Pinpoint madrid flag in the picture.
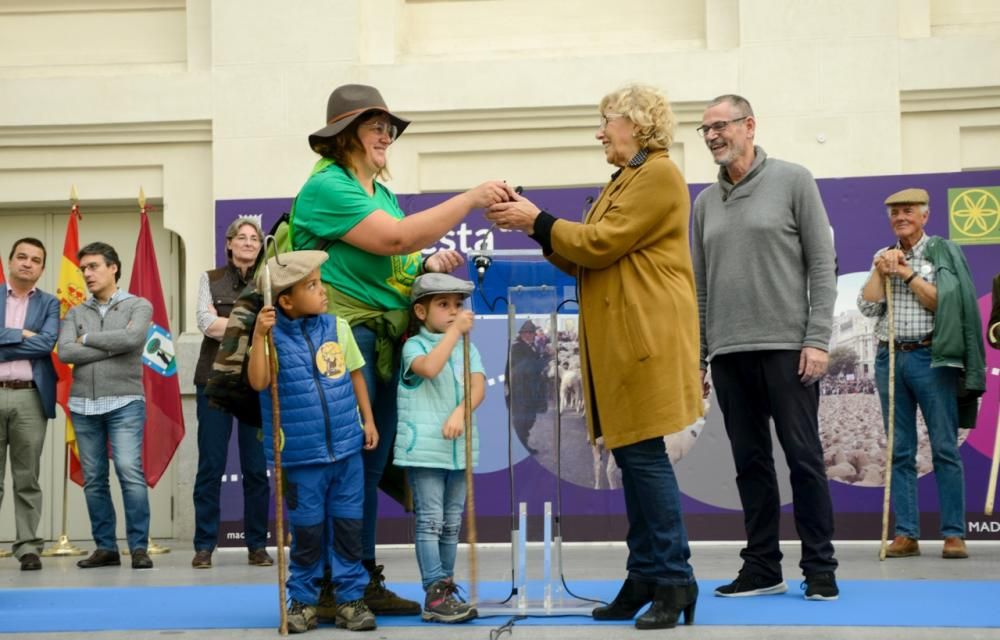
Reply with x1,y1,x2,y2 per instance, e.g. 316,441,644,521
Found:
129,209,184,488
54,205,87,485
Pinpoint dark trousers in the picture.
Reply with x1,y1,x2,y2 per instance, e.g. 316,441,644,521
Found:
512,412,537,453
711,350,837,579
611,437,695,585
193,385,270,551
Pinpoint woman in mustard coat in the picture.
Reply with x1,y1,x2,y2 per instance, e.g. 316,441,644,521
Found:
486,84,703,631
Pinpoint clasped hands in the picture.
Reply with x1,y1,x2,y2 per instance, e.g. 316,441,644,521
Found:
873,249,914,281
483,184,541,235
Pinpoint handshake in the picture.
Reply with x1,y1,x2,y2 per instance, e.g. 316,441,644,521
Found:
474,181,540,235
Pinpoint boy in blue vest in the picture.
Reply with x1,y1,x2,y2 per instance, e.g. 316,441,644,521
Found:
395,273,485,623
248,250,378,633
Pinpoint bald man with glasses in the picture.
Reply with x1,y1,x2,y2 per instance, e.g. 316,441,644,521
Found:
691,94,840,601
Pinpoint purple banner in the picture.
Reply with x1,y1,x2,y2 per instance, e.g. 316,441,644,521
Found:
213,169,1000,545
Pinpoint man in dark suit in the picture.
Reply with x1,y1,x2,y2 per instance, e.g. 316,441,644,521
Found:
0,238,60,571
989,274,1000,350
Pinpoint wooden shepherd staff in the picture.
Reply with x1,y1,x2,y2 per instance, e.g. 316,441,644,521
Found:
261,253,289,635
879,277,896,562
985,407,1000,516
463,333,478,603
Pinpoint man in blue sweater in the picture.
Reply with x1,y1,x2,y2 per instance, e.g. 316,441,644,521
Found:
692,94,839,601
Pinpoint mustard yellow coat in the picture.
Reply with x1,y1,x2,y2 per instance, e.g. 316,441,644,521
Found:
547,150,703,449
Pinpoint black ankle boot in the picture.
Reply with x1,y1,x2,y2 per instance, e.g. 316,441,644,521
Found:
635,582,698,630
592,578,655,620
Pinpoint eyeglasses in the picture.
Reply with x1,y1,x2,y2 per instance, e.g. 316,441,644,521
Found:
696,116,748,137
363,120,398,141
598,113,624,130
233,234,260,244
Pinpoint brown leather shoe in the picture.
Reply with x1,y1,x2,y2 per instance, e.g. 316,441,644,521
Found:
19,553,42,571
885,536,920,558
248,548,274,566
77,549,121,568
942,536,968,559
191,549,212,569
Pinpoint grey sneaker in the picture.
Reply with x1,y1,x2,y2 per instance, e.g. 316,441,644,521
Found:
422,579,478,624
335,598,377,631
286,600,317,634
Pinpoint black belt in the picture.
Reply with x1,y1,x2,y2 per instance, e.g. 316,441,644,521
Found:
879,337,932,352
0,380,35,390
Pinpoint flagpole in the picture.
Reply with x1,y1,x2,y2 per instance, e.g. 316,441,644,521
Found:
137,186,171,557
42,187,86,558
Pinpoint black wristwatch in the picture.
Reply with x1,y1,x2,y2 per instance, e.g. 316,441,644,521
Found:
903,272,918,285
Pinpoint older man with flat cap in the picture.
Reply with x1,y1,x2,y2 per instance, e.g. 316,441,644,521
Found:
858,187,985,560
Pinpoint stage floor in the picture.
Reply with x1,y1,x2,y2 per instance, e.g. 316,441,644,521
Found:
3,541,999,639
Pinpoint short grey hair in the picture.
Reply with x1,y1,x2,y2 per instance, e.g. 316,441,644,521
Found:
707,94,755,119
224,216,263,261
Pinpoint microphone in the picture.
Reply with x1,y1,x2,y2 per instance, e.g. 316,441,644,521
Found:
474,253,492,285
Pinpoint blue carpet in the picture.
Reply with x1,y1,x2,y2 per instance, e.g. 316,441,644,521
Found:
2,579,997,632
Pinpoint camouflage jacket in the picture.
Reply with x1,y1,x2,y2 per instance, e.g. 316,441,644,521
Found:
204,282,263,427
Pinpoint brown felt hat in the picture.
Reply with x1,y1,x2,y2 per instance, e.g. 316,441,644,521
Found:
308,84,410,152
884,188,929,206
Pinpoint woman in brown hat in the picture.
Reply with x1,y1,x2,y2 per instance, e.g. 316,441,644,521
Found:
291,84,508,617
485,84,702,630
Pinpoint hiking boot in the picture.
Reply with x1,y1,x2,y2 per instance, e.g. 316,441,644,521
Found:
248,548,274,566
942,536,968,559
191,550,212,569
886,536,920,558
315,579,338,622
335,598,377,631
364,564,420,615
802,572,839,601
714,571,787,597
422,579,477,624
286,600,318,634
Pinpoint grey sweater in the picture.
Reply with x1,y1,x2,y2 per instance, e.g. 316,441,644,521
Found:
692,147,836,368
57,292,153,400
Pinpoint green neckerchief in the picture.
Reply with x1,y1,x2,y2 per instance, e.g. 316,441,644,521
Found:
325,284,410,383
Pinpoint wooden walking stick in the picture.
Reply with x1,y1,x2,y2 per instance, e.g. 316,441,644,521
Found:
985,408,1000,516
879,277,896,561
463,333,478,604
261,247,289,635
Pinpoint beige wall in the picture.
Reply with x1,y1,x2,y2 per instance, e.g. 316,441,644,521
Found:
0,0,998,545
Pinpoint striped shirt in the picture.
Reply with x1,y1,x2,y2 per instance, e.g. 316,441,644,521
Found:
856,233,936,342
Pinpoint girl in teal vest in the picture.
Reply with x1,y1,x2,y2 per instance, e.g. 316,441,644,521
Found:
395,273,485,623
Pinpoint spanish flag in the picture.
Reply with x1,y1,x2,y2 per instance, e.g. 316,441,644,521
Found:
53,204,87,486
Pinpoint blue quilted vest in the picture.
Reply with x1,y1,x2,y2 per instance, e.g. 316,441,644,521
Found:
259,311,363,467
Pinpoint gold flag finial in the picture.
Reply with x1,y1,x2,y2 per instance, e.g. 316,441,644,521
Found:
70,185,79,203
138,186,146,210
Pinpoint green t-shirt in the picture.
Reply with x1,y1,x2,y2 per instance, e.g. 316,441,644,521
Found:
292,163,422,311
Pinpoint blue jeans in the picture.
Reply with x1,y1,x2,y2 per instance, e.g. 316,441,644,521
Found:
284,457,366,605
610,437,695,586
72,401,150,552
875,344,965,538
193,385,270,551
352,324,400,561
407,467,467,589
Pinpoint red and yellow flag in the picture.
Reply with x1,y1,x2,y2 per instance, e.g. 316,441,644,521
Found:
129,206,185,488
0,258,6,284
53,203,87,485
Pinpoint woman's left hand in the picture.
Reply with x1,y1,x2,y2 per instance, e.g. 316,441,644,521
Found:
485,187,541,234
424,249,465,273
